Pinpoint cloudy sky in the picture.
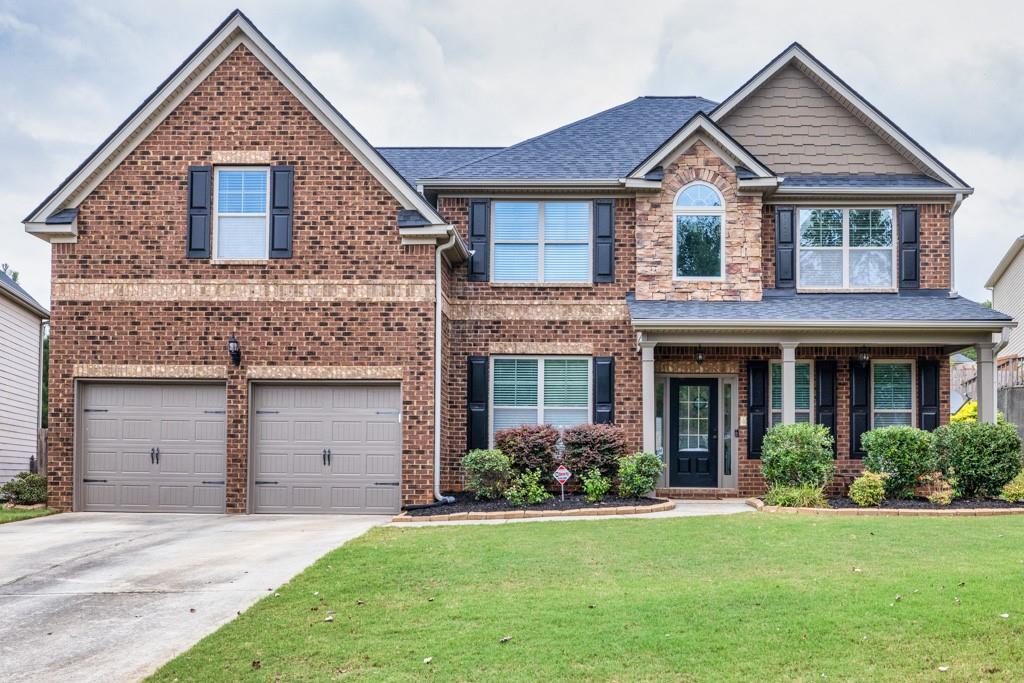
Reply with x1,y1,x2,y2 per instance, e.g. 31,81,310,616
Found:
2,0,1021,306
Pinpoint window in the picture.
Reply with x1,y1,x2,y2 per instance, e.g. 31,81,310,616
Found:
770,361,813,426
492,201,590,282
798,208,895,289
674,182,725,279
215,168,269,259
873,361,914,427
491,357,590,439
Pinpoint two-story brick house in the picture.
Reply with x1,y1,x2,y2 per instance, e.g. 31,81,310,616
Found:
25,11,1012,514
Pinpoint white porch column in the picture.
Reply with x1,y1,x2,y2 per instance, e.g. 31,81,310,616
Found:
780,342,799,424
976,342,998,424
642,342,657,453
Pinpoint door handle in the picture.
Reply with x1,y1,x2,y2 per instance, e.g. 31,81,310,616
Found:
155,447,160,465
326,448,332,466
322,448,327,466
150,448,156,465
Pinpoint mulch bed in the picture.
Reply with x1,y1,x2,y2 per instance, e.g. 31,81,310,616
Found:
827,498,1024,510
404,493,665,517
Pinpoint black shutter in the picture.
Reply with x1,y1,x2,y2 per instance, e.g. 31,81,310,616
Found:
748,360,769,459
593,199,615,283
186,166,212,258
593,356,614,423
918,358,940,432
815,360,838,456
850,360,871,458
775,206,796,289
899,205,920,290
467,356,489,451
467,199,490,281
269,165,294,258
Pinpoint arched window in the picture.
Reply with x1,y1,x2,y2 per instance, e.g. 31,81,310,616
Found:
674,182,725,279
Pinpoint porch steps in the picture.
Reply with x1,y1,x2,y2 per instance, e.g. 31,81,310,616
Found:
657,487,740,500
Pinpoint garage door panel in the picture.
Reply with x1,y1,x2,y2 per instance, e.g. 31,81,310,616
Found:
121,419,153,440
292,452,325,475
366,421,398,443
256,452,291,476
364,486,400,512
257,419,290,442
365,454,398,476
84,450,118,473
331,420,363,442
195,420,226,442
86,418,120,440
121,451,155,474
294,420,325,442
194,452,226,475
329,454,363,476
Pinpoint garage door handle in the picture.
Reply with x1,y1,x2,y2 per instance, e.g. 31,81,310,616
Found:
150,448,156,465
155,447,160,465
327,448,332,466
255,480,279,485
374,482,400,487
83,478,108,483
322,448,327,466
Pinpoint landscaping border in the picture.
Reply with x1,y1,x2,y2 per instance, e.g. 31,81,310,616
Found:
745,498,1024,516
392,499,676,522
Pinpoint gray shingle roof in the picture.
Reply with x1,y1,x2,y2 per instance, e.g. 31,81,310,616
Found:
377,147,502,186
780,174,949,189
430,97,717,180
627,293,1009,324
0,270,48,318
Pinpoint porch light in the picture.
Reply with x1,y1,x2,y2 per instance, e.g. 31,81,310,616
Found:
856,347,870,364
695,346,705,365
228,334,242,366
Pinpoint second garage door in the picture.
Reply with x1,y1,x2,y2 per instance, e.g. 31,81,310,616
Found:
251,384,402,514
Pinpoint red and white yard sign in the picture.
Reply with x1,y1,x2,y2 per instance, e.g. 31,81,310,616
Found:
554,465,572,485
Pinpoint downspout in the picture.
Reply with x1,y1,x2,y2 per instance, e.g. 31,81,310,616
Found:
948,192,964,297
432,229,459,504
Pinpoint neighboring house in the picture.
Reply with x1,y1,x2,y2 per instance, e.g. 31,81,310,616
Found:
0,270,48,483
22,11,1013,514
986,236,1024,358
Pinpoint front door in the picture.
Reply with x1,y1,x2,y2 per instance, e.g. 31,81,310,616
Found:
668,378,718,487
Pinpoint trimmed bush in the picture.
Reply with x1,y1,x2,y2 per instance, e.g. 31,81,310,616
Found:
935,421,1022,497
495,424,559,479
0,472,47,505
848,472,886,507
951,400,978,423
1000,472,1024,503
561,424,628,478
461,449,512,500
764,484,827,508
761,423,835,488
617,452,663,499
581,469,611,503
861,426,937,498
928,490,954,506
505,470,552,506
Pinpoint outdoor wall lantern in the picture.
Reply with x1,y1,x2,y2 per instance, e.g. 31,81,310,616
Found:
228,334,242,366
695,345,705,365
856,347,871,364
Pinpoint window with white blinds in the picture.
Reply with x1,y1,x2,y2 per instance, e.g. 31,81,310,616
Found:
215,167,269,259
873,361,914,427
491,357,590,439
770,361,813,426
492,201,590,282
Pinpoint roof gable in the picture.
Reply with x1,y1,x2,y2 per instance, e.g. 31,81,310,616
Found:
710,43,970,191
986,236,1024,289
24,10,450,242
0,271,48,318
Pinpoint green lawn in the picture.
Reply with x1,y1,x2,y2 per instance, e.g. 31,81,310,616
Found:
0,507,55,524
151,514,1024,682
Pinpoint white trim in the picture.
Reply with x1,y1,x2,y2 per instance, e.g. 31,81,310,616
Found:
630,116,774,181
709,44,970,192
489,200,593,284
487,355,593,447
871,359,916,428
24,13,449,239
795,207,898,292
672,181,726,282
985,236,1024,289
211,166,271,260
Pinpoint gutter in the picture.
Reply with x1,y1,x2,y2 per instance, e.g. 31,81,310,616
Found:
629,318,1015,331
432,229,460,505
949,192,964,297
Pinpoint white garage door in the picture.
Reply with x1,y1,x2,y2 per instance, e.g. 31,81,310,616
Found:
251,384,402,514
79,383,227,512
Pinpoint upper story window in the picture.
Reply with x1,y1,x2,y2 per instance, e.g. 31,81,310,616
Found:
215,167,269,259
798,208,895,290
492,201,591,283
674,182,725,280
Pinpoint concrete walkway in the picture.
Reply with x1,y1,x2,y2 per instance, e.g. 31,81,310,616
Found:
388,499,753,527
0,512,387,683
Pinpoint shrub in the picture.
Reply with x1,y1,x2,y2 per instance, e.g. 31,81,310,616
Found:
494,424,559,479
764,484,827,508
581,469,611,503
0,472,47,505
617,452,663,499
561,424,628,478
951,400,978,423
504,470,552,506
861,426,937,498
936,421,1022,497
928,490,954,506
761,423,835,488
1000,472,1024,503
461,449,512,500
848,472,886,507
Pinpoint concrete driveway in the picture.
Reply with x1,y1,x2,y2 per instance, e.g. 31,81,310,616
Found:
0,512,388,682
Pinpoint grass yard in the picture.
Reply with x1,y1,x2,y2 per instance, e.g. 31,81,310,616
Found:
0,508,55,524
150,514,1024,682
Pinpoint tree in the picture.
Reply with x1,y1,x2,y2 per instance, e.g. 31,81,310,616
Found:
0,263,19,282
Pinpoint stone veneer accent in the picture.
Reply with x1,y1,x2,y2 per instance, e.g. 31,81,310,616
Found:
73,364,228,379
52,279,434,303
635,141,764,301
211,150,272,164
488,341,594,355
246,365,404,380
448,302,628,321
